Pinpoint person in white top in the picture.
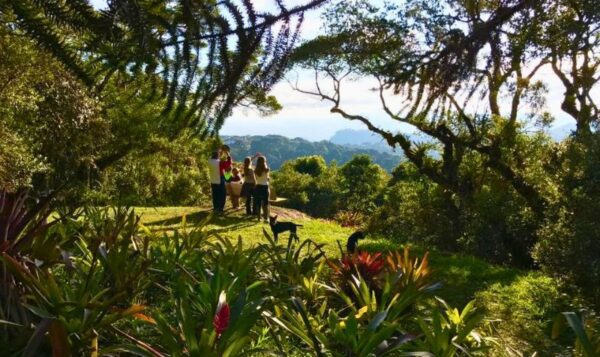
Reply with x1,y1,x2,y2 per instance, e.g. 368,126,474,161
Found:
241,156,257,215
253,155,270,221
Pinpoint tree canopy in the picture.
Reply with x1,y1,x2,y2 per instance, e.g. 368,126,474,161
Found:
292,0,600,217
2,0,326,134
291,0,600,300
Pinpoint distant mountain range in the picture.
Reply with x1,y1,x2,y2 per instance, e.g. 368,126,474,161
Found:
331,123,576,147
222,134,403,171
222,124,575,172
329,129,397,154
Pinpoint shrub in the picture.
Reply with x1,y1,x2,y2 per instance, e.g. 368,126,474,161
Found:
90,134,211,206
340,155,388,219
272,156,343,217
370,159,539,266
475,273,567,354
534,136,600,306
368,179,457,249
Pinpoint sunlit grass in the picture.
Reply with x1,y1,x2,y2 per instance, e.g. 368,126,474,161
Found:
135,206,524,307
136,206,353,256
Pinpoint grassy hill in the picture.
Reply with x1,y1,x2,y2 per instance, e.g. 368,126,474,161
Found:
137,206,522,308
137,206,567,353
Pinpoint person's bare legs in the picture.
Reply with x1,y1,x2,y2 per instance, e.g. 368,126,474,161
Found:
231,195,240,209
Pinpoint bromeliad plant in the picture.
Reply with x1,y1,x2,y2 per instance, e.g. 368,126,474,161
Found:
412,298,492,356
259,228,327,304
268,248,436,356
0,190,64,349
0,202,154,355
0,196,510,356
327,247,437,301
329,251,385,286
150,236,270,357
268,272,425,357
268,247,494,356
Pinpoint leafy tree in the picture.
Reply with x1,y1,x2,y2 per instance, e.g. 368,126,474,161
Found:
340,155,388,219
89,133,211,206
292,0,598,216
273,155,389,220
1,1,327,199
534,135,600,305
273,156,343,217
290,0,600,273
291,155,327,177
0,24,109,195
0,125,46,191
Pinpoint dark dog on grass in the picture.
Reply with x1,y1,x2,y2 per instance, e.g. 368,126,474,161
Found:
346,231,366,254
269,215,302,241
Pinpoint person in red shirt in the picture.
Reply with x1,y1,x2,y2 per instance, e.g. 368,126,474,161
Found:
208,146,233,214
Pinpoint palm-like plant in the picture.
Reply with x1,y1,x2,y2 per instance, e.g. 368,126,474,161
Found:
4,0,326,133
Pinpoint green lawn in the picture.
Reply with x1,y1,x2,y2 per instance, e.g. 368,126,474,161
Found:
136,206,524,307
137,206,353,255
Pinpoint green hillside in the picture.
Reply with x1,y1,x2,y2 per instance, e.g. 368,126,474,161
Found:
137,206,520,308
136,206,568,354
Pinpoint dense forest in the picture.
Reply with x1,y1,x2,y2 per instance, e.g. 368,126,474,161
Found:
1,0,600,356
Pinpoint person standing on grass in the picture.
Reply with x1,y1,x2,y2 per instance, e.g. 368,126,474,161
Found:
208,148,231,213
241,157,257,215
229,167,242,209
253,155,270,222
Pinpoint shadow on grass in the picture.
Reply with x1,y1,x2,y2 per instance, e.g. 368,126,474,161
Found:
144,209,211,226
144,208,260,233
360,239,524,307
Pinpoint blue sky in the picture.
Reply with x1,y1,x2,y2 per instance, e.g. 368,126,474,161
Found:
90,0,583,141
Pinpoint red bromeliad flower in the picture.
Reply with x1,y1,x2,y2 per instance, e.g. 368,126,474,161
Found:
213,304,230,336
355,252,384,276
213,292,230,337
338,252,384,279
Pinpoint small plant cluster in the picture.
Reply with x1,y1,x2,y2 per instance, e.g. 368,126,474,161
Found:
1,189,592,356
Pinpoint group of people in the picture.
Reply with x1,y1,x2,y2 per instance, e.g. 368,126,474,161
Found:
208,145,271,221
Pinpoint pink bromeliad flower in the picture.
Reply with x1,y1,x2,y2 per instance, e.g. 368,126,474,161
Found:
213,292,230,337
